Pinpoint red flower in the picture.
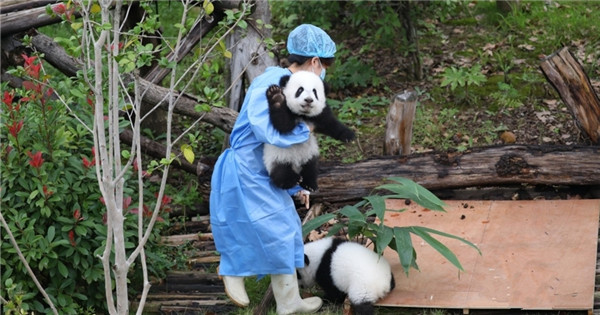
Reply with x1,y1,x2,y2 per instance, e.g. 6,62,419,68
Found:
8,120,23,138
123,196,131,210
68,230,76,246
154,192,172,212
130,205,164,222
73,209,82,221
27,151,44,169
43,185,54,197
133,159,149,177
52,3,66,14
3,91,14,106
21,54,41,79
83,147,96,168
23,81,42,94
82,156,93,168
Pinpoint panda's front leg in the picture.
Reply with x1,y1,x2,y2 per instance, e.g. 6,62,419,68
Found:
299,157,319,192
269,162,302,189
266,85,296,133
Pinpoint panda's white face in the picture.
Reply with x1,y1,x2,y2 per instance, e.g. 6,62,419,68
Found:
282,71,326,117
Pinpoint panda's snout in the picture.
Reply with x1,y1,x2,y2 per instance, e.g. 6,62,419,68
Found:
301,98,314,110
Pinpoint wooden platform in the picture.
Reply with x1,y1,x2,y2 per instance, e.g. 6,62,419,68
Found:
378,199,600,312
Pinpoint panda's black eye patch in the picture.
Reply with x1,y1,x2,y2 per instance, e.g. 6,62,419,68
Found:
312,88,319,100
295,87,304,98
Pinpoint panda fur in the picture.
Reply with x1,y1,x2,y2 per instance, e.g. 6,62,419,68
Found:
297,237,395,315
263,71,355,192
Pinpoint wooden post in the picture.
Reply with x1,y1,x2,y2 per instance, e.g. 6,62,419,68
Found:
540,47,600,143
384,90,417,156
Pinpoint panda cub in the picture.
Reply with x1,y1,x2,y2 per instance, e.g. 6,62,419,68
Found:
297,237,395,315
264,71,355,192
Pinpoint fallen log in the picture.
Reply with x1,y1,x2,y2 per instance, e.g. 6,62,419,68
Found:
0,0,58,14
0,3,82,37
312,144,600,206
540,47,600,143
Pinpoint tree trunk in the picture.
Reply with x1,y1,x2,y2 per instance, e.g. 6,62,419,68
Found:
540,47,600,144
398,1,422,80
225,1,277,113
384,90,417,156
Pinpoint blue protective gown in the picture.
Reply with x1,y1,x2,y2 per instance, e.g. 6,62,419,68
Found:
210,66,311,276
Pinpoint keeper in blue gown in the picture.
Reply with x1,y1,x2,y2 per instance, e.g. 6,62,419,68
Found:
209,24,337,314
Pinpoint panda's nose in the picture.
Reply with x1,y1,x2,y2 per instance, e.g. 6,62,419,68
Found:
303,98,313,108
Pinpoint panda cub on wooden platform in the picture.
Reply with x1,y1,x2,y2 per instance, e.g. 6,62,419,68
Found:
264,70,355,192
297,237,396,315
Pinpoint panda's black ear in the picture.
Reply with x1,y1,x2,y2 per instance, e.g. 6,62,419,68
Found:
304,254,310,266
279,75,291,87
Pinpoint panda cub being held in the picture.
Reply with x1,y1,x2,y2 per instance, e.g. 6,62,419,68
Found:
297,237,396,315
264,71,355,192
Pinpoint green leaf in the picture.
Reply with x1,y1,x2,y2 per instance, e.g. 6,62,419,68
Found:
414,226,481,255
302,213,335,238
57,261,68,278
393,227,417,275
47,226,55,243
203,0,214,15
339,205,366,222
374,225,393,255
364,195,386,222
28,190,39,203
90,3,101,14
181,144,195,164
409,226,465,271
377,177,446,211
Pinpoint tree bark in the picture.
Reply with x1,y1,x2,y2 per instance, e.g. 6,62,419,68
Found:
540,47,600,144
225,1,277,112
0,0,58,14
384,90,417,156
0,3,81,37
313,144,600,206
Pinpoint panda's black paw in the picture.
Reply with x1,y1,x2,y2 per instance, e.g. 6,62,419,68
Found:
266,85,285,109
338,128,356,143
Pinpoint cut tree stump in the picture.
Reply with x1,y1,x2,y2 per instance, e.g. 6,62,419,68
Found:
540,47,600,143
384,90,417,156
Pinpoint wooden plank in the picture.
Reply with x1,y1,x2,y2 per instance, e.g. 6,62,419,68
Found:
378,199,600,311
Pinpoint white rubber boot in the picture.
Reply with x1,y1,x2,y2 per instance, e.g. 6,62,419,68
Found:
271,274,322,315
222,275,249,307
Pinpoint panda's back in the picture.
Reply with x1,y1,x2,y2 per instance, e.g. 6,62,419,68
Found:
329,242,393,303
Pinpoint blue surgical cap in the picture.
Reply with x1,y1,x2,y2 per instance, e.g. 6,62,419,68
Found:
287,24,336,58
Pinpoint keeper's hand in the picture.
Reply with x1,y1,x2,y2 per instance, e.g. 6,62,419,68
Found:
296,189,310,209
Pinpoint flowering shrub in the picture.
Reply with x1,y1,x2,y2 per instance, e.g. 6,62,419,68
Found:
1,55,171,313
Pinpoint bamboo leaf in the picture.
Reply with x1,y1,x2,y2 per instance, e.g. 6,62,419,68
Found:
375,225,393,255
409,226,464,271
302,213,335,238
364,195,386,222
393,227,416,275
415,226,481,255
377,177,446,211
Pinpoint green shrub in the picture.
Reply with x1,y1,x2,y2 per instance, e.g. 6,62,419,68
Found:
1,55,169,314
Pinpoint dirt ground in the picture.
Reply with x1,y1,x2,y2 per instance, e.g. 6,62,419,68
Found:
327,14,599,158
